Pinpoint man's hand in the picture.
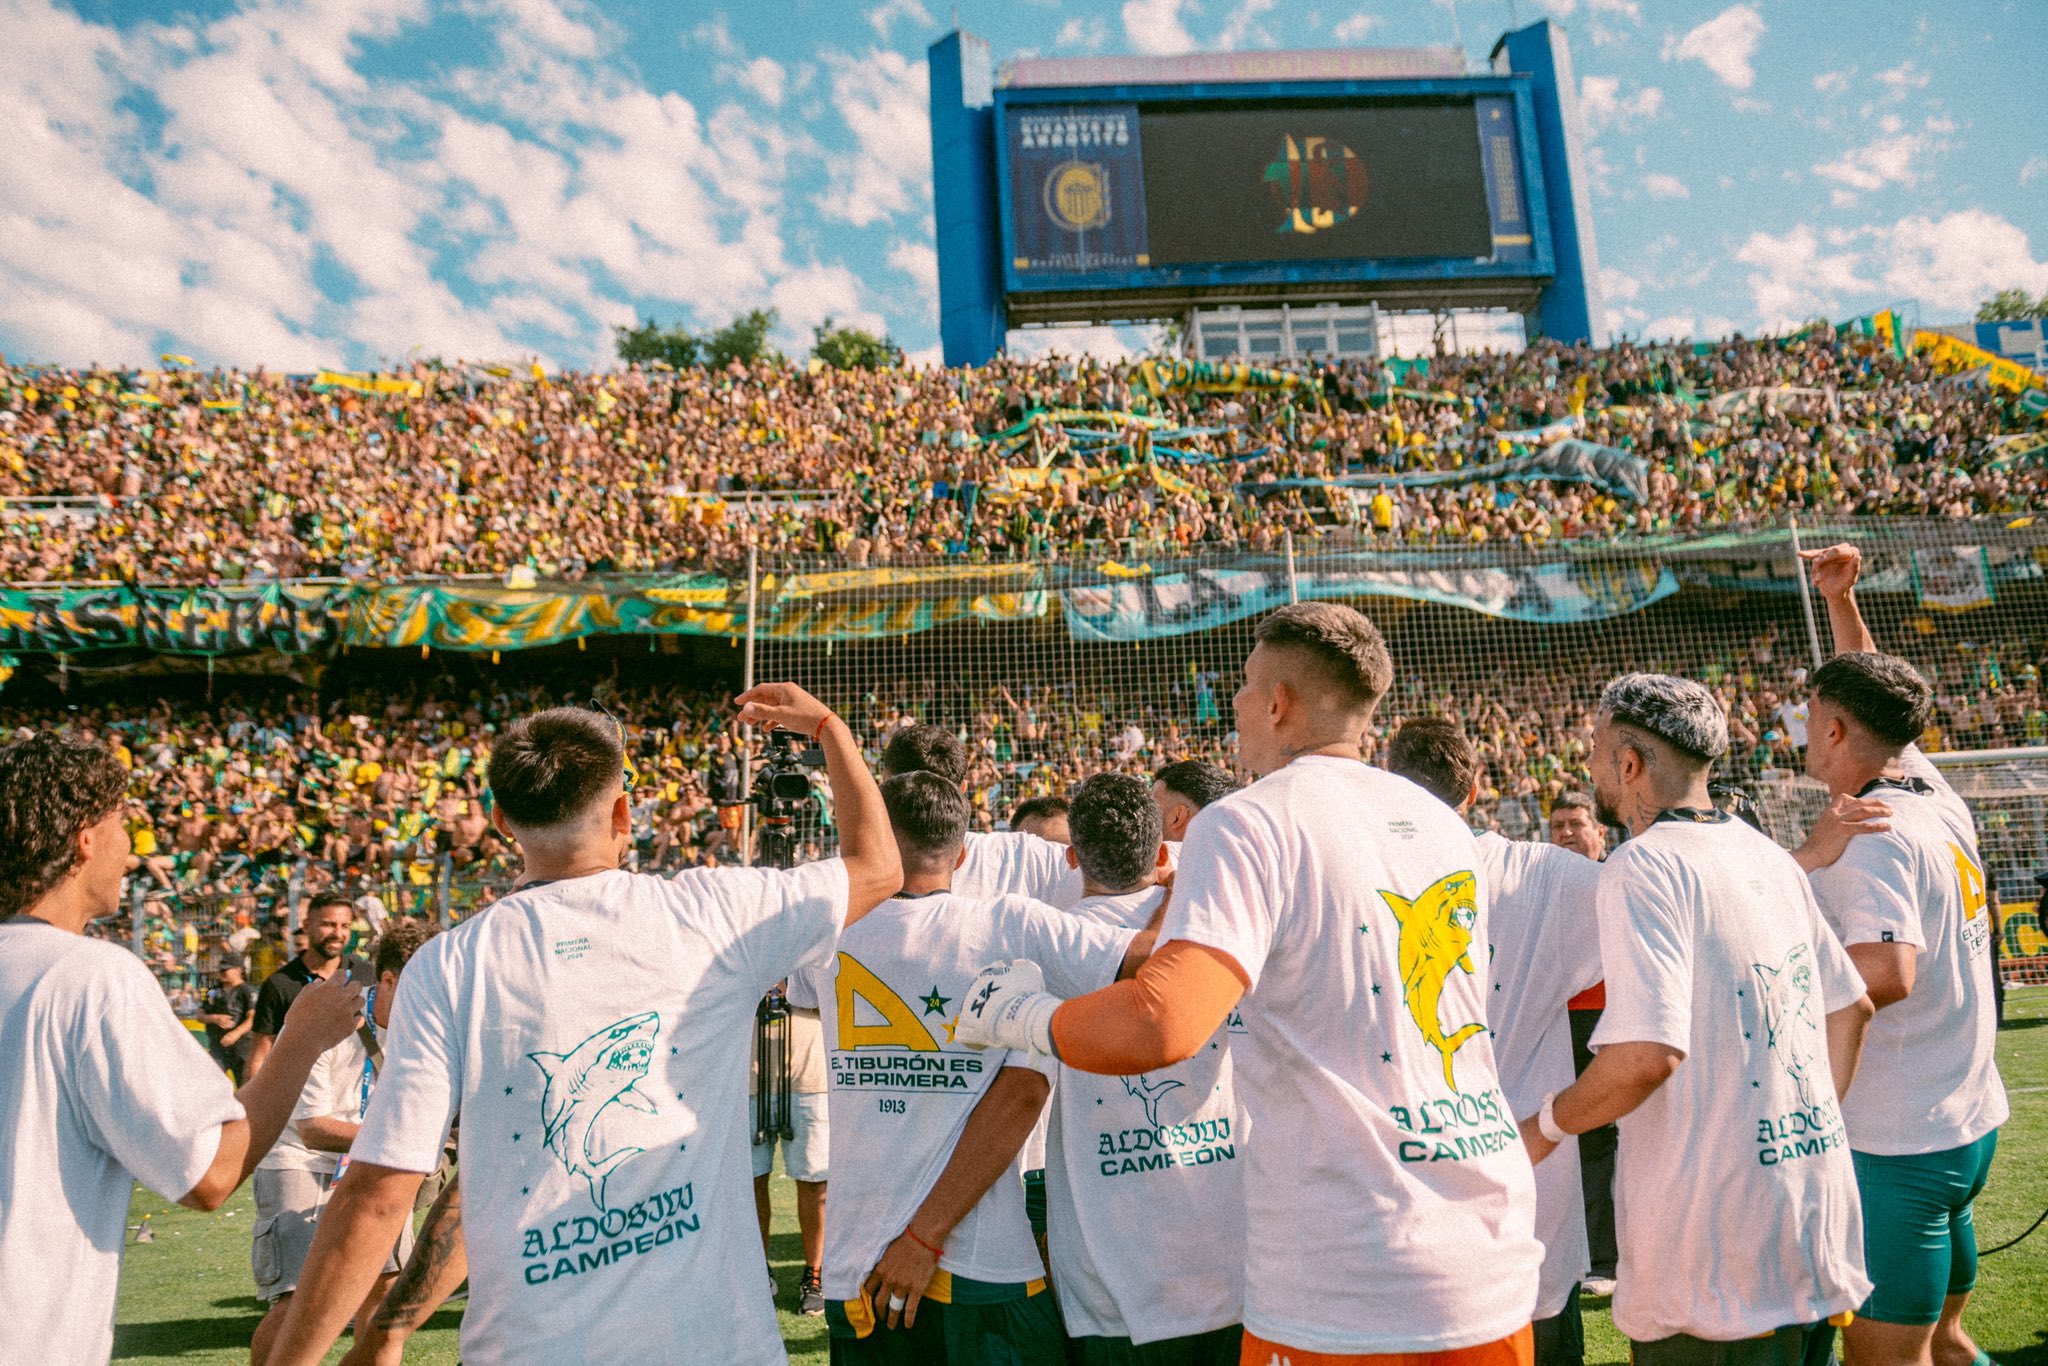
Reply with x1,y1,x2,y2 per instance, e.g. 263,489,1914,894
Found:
735,682,833,737
951,960,1061,1054
1516,1114,1559,1167
1794,794,1892,873
863,1230,941,1331
1800,543,1861,600
282,969,365,1053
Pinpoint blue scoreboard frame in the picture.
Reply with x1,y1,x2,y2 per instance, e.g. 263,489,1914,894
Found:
992,78,1554,299
929,21,1605,366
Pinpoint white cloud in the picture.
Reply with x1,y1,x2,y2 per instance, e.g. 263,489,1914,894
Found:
816,49,930,228
1643,172,1690,199
1056,16,1111,49
1588,0,1643,18
1217,0,1278,50
1579,75,1664,135
2022,155,2048,186
1812,70,1851,96
1735,212,2048,328
721,55,787,106
1662,5,1766,90
0,0,855,370
1874,60,1930,95
1122,0,1198,57
691,15,741,58
867,0,934,42
887,239,939,296
1600,266,1642,302
1641,314,1699,340
1006,324,1160,361
1332,13,1382,41
1812,130,1935,194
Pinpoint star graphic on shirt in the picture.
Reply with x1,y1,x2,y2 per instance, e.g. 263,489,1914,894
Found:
1358,925,1369,934
1380,1051,1393,1063
920,986,951,1016
1751,1080,1760,1088
1370,984,1381,996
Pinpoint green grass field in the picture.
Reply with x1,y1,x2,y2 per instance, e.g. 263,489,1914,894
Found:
115,991,2048,1366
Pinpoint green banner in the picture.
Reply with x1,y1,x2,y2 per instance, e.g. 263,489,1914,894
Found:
0,582,348,655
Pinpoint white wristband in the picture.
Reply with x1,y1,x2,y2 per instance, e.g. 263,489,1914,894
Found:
1537,1092,1569,1145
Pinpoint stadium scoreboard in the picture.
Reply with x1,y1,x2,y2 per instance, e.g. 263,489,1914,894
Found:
930,24,1605,365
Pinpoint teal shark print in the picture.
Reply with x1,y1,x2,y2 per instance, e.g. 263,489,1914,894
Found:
528,1012,661,1211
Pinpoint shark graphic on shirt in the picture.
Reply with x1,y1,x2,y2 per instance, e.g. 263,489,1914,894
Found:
1753,945,1820,1108
528,1012,661,1212
1123,1073,1187,1130
1382,871,1486,1092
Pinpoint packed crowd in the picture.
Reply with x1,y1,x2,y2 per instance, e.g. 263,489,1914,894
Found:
30,589,2048,1001
0,324,2037,583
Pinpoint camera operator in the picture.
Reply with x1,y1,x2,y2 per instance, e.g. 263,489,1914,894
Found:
271,684,900,1366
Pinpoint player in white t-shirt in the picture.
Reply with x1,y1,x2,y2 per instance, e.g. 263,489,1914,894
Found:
807,771,1147,1365
1045,773,1245,1366
1518,674,1875,1366
961,603,1544,1366
269,686,902,1366
0,732,364,1366
1150,759,1240,845
1386,717,1604,1366
879,724,1083,908
249,917,439,1366
1797,543,2011,1366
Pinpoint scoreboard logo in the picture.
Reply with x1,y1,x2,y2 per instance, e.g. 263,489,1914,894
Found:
1262,134,1367,236
1045,161,1111,233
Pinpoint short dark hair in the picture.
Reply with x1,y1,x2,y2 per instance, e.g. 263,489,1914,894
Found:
1009,795,1069,830
0,733,129,918
304,894,355,925
1552,791,1597,818
881,772,969,870
1599,673,1728,765
1069,774,1161,893
1811,651,1933,749
1152,759,1238,812
1386,717,1482,809
880,724,968,786
488,708,623,828
1254,602,1393,712
372,917,440,980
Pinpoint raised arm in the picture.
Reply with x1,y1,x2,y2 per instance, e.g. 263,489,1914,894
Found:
181,971,363,1210
1801,543,1877,654
735,682,902,924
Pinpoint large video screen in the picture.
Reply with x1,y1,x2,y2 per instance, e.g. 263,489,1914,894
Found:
1139,102,1493,264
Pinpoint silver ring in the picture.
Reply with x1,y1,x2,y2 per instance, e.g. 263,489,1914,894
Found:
887,1295,906,1311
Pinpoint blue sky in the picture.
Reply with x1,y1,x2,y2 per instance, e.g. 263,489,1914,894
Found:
2,0,2043,370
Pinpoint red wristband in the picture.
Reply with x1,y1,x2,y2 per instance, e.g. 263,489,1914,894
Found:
904,1228,943,1258
812,713,834,742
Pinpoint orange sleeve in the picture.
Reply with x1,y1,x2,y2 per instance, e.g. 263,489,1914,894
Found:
1050,939,1250,1076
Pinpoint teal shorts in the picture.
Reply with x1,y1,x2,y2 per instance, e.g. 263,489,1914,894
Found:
1851,1130,2000,1326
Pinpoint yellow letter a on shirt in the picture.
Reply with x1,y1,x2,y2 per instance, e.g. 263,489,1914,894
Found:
835,954,941,1052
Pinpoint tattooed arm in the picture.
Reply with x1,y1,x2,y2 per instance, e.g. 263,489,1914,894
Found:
337,1175,467,1366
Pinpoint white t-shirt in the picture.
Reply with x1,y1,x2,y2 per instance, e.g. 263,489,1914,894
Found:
801,891,1133,1301
956,830,1084,908
1593,814,1872,1342
0,924,246,1366
1475,831,1604,1320
1046,887,1247,1345
1806,749,2008,1155
351,861,848,1366
1165,757,1542,1355
261,1028,375,1176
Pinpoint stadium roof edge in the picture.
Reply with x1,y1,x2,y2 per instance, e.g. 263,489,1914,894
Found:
997,46,1469,90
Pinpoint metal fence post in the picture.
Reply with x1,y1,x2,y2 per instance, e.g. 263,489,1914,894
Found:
129,881,146,959
287,858,306,941
740,543,759,868
1284,528,1301,604
437,854,453,928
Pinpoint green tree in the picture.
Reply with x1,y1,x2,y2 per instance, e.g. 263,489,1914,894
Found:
810,316,902,370
613,318,702,369
1975,288,2048,323
706,308,781,368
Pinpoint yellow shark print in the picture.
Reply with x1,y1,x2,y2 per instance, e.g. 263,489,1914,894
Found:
1381,871,1486,1092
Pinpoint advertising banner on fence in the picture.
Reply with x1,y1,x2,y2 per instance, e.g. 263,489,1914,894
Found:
1912,546,1995,612
0,582,348,655
1063,557,1678,642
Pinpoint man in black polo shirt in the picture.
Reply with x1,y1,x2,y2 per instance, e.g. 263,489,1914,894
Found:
248,896,367,1079
199,960,259,1078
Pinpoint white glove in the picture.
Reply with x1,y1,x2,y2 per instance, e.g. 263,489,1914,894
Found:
952,960,1064,1055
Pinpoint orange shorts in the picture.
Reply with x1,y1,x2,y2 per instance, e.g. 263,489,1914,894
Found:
1242,1324,1534,1366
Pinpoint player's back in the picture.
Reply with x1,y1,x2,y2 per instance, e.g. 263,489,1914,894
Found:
808,892,1132,1303
1806,749,2008,1154
1166,756,1541,1354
